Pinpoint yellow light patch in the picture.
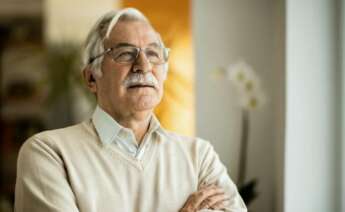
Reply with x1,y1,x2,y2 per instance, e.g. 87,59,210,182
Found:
121,0,195,136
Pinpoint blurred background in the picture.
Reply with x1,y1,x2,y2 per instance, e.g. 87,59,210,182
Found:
0,0,344,212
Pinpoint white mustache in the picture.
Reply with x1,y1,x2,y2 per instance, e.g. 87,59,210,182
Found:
122,72,159,88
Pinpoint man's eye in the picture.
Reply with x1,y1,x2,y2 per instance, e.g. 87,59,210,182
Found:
115,51,136,61
146,50,160,59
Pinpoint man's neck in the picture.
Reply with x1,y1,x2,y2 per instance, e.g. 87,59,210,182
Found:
98,104,153,144
115,111,152,145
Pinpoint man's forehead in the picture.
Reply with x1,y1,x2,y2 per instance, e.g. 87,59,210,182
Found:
106,20,160,46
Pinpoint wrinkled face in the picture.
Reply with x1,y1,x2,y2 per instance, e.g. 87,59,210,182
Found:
90,20,167,119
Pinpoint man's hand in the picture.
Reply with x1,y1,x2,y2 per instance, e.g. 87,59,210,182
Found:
179,184,229,212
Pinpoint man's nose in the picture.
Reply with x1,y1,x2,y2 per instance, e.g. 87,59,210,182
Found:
132,51,152,73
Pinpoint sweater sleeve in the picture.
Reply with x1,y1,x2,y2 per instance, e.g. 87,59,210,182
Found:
197,140,247,212
15,135,79,212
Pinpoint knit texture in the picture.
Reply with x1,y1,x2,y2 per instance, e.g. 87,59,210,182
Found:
15,120,247,212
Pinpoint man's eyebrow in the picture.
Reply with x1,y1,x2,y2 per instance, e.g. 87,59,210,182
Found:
112,42,161,49
113,43,136,48
147,42,161,48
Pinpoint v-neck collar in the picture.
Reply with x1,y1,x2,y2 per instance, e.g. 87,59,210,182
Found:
91,105,166,168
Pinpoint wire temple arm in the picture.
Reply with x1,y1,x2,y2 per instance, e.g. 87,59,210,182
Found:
88,48,112,64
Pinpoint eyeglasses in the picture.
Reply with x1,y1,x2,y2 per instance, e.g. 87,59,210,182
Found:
88,45,170,65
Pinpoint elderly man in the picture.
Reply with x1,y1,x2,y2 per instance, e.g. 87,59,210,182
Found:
15,8,247,212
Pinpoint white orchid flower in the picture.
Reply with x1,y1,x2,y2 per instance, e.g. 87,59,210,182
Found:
239,90,267,110
226,60,266,111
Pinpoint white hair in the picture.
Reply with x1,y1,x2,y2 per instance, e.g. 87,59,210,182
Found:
82,8,167,78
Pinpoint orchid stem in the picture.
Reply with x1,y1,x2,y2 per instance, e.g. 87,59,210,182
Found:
237,109,249,186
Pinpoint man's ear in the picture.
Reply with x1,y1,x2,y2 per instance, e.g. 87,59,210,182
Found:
83,68,97,93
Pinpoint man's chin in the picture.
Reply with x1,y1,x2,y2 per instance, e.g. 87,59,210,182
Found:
131,96,160,111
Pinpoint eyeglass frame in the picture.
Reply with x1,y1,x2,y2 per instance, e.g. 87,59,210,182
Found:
88,44,170,65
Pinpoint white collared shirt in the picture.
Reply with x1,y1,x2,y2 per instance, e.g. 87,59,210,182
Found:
92,105,163,160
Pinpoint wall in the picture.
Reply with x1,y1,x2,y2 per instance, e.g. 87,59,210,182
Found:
273,0,286,211
44,0,119,125
339,1,345,211
0,0,42,17
193,0,281,211
122,0,195,136
285,0,341,211
45,0,118,43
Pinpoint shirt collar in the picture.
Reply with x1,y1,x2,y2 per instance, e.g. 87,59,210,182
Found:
92,105,165,146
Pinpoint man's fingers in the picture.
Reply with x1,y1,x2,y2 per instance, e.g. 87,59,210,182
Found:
198,199,210,210
207,193,229,205
198,193,229,210
210,200,227,210
208,195,230,209
198,184,223,197
193,185,225,208
180,184,227,212
195,187,223,204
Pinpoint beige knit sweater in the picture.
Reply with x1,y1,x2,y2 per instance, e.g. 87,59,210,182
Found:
15,120,247,212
